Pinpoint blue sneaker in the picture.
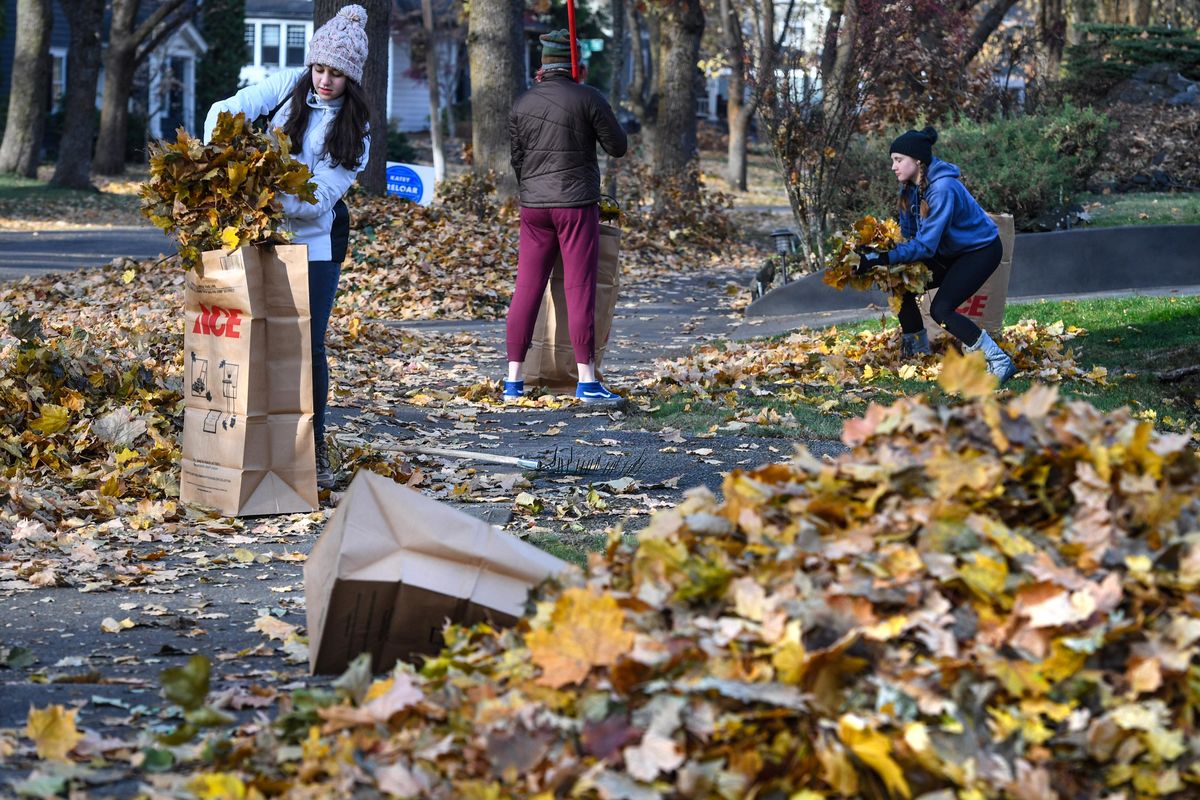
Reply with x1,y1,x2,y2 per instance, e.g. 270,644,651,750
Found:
502,380,524,403
576,381,623,405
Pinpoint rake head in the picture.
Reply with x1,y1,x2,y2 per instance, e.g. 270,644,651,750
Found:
535,446,649,479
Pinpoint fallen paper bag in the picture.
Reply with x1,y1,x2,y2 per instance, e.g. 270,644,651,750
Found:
921,212,1014,340
305,470,569,674
523,222,620,391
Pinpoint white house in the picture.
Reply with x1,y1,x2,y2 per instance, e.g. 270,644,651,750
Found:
146,24,210,139
242,0,461,133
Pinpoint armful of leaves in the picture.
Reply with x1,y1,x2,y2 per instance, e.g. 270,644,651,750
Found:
822,215,932,313
138,111,317,268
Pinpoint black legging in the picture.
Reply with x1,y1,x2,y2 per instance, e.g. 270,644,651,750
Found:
897,236,1002,343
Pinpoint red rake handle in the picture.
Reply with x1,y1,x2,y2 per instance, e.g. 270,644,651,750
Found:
567,0,579,80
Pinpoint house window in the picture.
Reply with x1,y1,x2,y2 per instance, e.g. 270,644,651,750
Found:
50,53,65,112
261,24,281,66
286,25,306,67
245,24,255,62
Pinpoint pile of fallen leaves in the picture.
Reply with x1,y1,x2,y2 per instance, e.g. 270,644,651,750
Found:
139,112,316,267
69,355,1200,798
335,166,754,321
647,318,1106,400
823,215,931,312
1090,101,1200,191
0,257,447,532
614,159,738,253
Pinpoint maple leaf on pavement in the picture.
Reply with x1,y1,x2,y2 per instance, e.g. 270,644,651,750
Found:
25,705,83,761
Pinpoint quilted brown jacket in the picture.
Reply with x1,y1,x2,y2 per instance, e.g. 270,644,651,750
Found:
508,71,628,208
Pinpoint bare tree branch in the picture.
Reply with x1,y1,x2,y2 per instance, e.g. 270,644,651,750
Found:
962,0,1020,65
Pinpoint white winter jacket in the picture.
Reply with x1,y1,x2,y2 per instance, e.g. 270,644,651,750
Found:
203,67,370,261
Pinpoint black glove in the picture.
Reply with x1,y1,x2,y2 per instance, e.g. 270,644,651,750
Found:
854,249,890,274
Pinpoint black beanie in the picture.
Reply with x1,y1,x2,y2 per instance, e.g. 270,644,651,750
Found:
889,126,938,164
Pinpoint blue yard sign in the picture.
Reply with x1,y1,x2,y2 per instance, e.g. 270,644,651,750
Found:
385,162,436,206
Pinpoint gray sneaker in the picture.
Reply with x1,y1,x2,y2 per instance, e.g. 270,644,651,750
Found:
315,439,335,490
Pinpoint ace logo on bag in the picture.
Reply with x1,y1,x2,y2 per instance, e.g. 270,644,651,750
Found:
179,244,318,517
920,213,1015,340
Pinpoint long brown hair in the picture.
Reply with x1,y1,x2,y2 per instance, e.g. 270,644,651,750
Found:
896,161,930,219
280,69,370,169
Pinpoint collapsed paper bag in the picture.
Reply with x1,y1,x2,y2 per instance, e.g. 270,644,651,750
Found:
305,470,569,674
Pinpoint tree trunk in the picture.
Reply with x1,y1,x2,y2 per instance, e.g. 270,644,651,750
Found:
1037,0,1066,79
627,6,661,154
650,0,704,188
94,0,195,176
826,0,860,122
0,0,52,177
467,0,523,195
51,0,105,189
422,0,446,181
609,0,627,109
603,0,628,197
819,6,842,87
314,0,388,194
721,0,747,190
1131,0,1152,24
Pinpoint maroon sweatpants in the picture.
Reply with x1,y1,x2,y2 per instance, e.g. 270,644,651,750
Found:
506,204,600,365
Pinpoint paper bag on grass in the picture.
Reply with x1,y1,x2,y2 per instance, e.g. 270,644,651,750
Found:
305,470,569,674
523,222,620,391
920,212,1014,340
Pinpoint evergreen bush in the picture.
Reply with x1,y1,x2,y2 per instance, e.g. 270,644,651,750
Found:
834,106,1112,231
388,127,418,163
1064,24,1200,100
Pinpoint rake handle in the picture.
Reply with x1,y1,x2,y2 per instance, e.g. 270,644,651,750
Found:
374,443,541,471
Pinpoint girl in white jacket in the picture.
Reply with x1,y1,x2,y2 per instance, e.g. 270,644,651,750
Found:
203,5,372,489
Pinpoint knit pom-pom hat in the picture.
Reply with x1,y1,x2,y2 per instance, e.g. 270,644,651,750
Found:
307,5,369,84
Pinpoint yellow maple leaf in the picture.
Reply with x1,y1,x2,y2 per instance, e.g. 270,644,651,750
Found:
838,715,911,798
938,347,996,399
25,704,83,761
30,404,71,435
188,772,247,800
220,226,241,252
526,587,634,688
251,615,298,642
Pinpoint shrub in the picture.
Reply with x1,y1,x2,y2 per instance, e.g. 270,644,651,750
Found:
832,106,1112,231
387,126,418,163
1064,24,1200,101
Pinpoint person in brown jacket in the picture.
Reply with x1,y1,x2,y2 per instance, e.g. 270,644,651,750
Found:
503,30,629,405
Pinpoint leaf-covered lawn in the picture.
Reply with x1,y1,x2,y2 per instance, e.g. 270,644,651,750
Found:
649,294,1200,438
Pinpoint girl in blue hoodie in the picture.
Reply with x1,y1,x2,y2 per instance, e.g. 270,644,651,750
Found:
857,127,1016,383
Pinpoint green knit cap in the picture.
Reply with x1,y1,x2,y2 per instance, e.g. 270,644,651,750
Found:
540,29,572,62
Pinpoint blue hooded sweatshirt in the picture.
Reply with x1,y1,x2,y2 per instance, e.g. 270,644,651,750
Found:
889,157,998,265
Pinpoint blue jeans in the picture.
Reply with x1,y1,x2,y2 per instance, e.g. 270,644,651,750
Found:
309,260,341,445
